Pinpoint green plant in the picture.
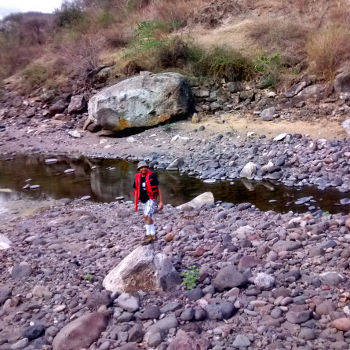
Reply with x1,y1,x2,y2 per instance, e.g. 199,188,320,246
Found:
323,210,330,217
194,46,253,81
85,273,93,282
181,265,199,290
54,3,85,28
254,52,283,87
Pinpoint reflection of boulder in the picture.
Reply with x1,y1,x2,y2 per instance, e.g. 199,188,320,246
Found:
90,162,135,202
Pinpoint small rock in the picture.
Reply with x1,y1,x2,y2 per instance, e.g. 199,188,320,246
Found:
116,293,140,312
332,318,350,331
232,334,251,348
253,273,275,290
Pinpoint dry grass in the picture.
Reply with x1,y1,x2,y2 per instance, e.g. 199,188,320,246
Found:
307,25,350,79
246,17,308,59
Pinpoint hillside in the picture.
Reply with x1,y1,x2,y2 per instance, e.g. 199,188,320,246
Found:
1,0,350,94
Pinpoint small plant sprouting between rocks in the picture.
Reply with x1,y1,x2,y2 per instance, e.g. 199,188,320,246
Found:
85,273,93,282
181,265,199,290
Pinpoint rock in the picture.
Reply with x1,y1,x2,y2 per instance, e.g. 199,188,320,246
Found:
342,119,350,136
273,133,287,141
260,107,276,121
285,81,308,98
299,328,316,340
116,293,140,312
238,255,260,270
286,310,311,324
297,84,323,99
0,234,11,250
52,312,109,350
334,71,350,93
22,324,45,341
145,329,164,347
232,334,251,348
88,72,193,131
128,323,144,343
315,300,335,316
68,95,86,114
272,240,302,252
167,158,184,171
253,273,275,290
49,99,68,114
10,338,29,349
0,287,11,305
11,262,32,279
185,287,203,301
176,192,214,211
180,308,195,321
240,162,257,179
220,301,237,319
332,318,350,331
45,158,58,164
152,314,178,331
103,245,180,293
212,265,248,291
139,305,160,320
87,291,112,310
68,130,82,138
319,271,345,286
168,330,210,350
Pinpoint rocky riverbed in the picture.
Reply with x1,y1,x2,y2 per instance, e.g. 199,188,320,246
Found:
1,197,350,349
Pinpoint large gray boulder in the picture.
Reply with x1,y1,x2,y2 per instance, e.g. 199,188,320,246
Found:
103,245,181,293
176,192,214,211
87,72,193,131
334,72,350,93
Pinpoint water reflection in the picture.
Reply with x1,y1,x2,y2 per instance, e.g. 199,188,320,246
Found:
0,154,349,214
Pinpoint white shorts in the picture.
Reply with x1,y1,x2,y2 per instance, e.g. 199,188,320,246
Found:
143,199,158,218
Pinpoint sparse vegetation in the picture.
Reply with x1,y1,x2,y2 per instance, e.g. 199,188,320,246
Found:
181,265,199,290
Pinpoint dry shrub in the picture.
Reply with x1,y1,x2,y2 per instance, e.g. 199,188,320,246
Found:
104,27,133,48
247,17,308,58
59,35,105,79
141,0,204,26
307,25,350,79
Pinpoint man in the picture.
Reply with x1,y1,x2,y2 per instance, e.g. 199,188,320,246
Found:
133,160,164,243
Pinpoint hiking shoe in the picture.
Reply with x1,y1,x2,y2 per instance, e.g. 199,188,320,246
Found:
141,235,153,245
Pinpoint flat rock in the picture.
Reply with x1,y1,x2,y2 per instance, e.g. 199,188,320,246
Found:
212,265,248,291
176,192,214,211
168,330,210,350
52,312,109,350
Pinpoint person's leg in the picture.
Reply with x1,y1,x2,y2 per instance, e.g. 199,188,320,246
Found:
143,200,156,240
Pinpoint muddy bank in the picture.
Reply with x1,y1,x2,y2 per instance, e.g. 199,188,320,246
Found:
1,198,350,349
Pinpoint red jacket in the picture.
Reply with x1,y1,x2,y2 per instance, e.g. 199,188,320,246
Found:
133,171,159,210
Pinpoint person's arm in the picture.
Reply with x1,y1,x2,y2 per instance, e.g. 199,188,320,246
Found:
133,181,138,211
158,187,164,211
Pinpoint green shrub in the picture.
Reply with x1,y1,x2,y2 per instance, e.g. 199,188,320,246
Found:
54,3,85,28
194,46,253,81
254,52,283,87
181,265,199,290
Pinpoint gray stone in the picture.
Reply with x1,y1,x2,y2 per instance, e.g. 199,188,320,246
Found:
220,301,237,319
285,81,308,98
342,119,350,137
68,95,86,114
10,338,29,349
286,310,311,324
319,272,345,286
153,314,178,331
0,287,11,305
11,263,32,279
334,72,350,93
103,245,180,293
22,323,45,340
232,334,251,348
139,305,160,320
176,192,214,211
145,329,164,347
299,328,316,340
88,72,193,131
180,308,195,321
212,265,248,291
272,240,302,252
253,273,275,290
168,330,210,350
240,162,257,179
128,323,143,343
260,107,276,121
116,293,140,312
166,158,184,171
